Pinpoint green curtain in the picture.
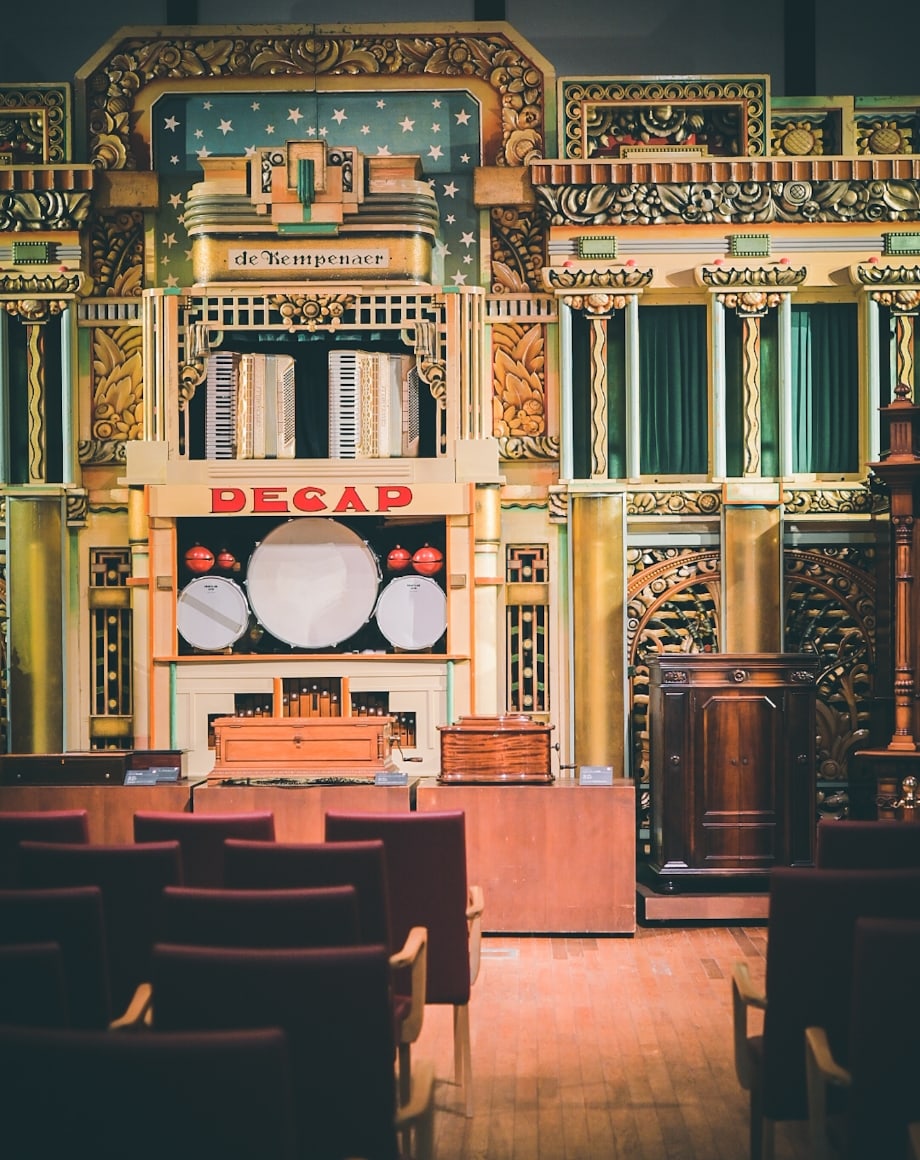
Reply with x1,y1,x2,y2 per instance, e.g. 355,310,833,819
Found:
791,303,858,473
639,305,708,475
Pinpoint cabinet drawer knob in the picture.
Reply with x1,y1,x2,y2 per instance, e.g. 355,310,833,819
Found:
669,754,681,765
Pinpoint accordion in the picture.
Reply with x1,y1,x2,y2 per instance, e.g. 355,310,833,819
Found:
205,351,296,460
328,350,420,459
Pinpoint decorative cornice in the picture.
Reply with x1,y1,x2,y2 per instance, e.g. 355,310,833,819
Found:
627,489,722,517
0,272,89,297
79,27,547,171
870,288,920,314
854,262,920,286
531,158,920,227
78,439,127,467
717,290,784,317
700,264,807,289
499,435,560,461
542,266,653,292
782,484,879,515
0,190,93,231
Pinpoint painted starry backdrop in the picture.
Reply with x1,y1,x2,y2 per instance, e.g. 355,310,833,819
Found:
152,89,483,289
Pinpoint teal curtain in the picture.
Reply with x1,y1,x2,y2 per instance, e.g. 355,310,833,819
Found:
639,305,708,475
791,303,858,472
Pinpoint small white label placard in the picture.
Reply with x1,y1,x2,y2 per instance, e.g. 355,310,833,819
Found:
228,247,389,271
579,764,614,786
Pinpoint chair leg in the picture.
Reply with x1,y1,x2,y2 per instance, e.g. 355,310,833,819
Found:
749,1083,775,1160
453,1002,473,1117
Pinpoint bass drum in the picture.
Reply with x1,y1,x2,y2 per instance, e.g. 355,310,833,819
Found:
246,518,381,649
177,575,251,652
374,575,447,651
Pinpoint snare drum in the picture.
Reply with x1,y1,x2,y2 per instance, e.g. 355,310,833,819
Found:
177,575,251,652
374,575,447,651
246,518,381,649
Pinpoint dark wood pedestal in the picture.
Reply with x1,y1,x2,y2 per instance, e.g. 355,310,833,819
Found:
647,653,819,893
0,782,202,843
417,780,635,934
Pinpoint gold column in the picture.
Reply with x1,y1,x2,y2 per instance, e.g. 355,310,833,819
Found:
8,496,64,752
571,491,626,770
473,483,502,716
722,502,782,652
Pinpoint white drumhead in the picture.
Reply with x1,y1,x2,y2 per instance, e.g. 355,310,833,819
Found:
246,518,381,648
374,575,447,651
177,576,250,651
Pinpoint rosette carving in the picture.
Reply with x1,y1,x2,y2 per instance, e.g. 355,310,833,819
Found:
269,292,356,331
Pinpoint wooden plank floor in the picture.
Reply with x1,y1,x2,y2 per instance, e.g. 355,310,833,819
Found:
415,927,812,1160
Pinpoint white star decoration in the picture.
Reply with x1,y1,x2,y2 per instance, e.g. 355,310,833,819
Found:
442,181,459,198
218,119,233,135
332,108,347,124
428,145,443,160
163,116,179,131
399,116,415,132
288,108,303,123
168,193,183,208
460,231,475,247
455,109,471,125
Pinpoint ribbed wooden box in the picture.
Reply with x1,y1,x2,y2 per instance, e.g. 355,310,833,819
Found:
437,715,554,784
210,716,395,778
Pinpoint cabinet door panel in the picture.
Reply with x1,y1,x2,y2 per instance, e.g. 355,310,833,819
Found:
694,691,783,869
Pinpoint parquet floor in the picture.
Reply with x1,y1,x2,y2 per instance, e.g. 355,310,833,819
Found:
416,926,812,1160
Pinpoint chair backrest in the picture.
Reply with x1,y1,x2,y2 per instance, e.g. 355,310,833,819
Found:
16,840,182,1014
325,810,471,1005
761,867,920,1122
0,942,69,1027
815,819,920,868
223,838,393,949
0,810,89,886
159,884,361,949
844,917,920,1158
0,885,111,1028
151,942,399,1160
133,810,275,887
0,1024,297,1160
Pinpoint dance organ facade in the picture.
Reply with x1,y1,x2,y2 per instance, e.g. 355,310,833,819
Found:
2,22,920,863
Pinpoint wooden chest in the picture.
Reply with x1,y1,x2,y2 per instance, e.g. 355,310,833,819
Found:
438,715,554,784
210,716,396,778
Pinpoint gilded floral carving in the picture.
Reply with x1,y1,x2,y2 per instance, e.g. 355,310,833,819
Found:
489,208,545,293
269,292,356,331
89,325,144,446
89,211,144,296
492,321,547,442
534,178,920,226
83,30,546,170
0,191,91,230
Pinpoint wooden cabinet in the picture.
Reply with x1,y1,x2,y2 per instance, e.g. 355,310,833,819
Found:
647,653,819,889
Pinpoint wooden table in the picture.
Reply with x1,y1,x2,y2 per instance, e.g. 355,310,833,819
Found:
417,779,636,934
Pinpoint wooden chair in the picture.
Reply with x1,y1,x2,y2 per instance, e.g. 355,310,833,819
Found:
17,840,182,1014
0,942,70,1027
133,810,275,887
324,809,484,1115
732,867,920,1160
815,819,920,868
806,916,920,1160
223,837,427,1102
0,809,89,886
149,942,433,1160
0,885,112,1027
0,1024,298,1160
158,884,361,948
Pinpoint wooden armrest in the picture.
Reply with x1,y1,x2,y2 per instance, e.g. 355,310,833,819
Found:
805,1025,852,1160
390,925,427,1045
109,982,153,1030
731,961,766,1090
467,884,484,987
